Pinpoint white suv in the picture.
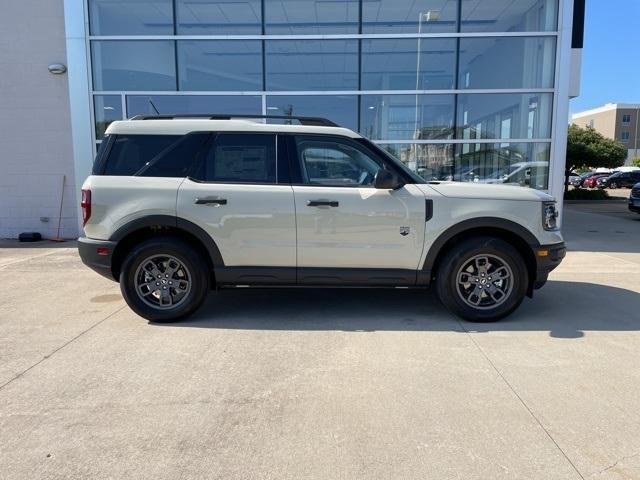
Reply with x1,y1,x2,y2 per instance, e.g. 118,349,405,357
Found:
78,114,565,322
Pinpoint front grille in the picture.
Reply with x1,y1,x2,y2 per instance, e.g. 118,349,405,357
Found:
632,188,640,198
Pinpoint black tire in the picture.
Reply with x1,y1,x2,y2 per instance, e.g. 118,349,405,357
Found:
610,182,618,189
119,237,210,322
435,236,528,322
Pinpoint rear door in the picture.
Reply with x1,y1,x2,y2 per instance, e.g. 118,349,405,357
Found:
289,135,426,284
177,133,296,283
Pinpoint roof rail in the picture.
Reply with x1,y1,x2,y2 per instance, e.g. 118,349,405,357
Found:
129,113,339,127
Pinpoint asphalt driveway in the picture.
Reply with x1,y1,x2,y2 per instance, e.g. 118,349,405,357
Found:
1,202,639,479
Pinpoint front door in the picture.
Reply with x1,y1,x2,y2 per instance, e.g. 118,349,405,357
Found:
290,135,426,284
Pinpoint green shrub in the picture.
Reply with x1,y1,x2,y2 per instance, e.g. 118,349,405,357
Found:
630,157,640,167
564,188,611,200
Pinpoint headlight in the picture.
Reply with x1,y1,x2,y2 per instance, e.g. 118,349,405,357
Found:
542,202,558,231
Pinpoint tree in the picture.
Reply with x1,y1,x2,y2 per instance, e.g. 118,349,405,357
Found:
565,124,627,191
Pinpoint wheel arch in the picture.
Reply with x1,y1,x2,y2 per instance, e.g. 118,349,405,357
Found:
109,215,224,283
420,218,539,296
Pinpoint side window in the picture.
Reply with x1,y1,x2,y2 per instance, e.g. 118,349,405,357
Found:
137,133,209,177
295,136,383,187
103,135,179,176
203,133,276,183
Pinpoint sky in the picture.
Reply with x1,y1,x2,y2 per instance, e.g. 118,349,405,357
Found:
569,0,640,115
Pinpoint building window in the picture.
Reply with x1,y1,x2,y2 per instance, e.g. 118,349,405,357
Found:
454,142,551,189
265,0,359,34
621,131,630,143
91,41,177,91
177,41,263,91
588,119,594,128
361,38,456,90
265,40,358,91
360,94,455,140
126,95,262,117
89,0,173,35
458,37,556,89
461,0,558,32
622,114,632,125
85,0,563,191
456,93,553,140
266,95,358,132
176,0,262,34
93,95,122,139
362,0,458,33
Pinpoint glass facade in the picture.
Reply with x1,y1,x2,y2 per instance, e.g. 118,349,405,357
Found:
88,0,559,189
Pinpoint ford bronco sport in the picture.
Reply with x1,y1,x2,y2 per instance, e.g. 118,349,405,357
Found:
78,114,565,322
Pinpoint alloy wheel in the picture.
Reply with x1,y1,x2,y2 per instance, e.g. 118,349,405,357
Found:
455,254,514,310
134,254,192,309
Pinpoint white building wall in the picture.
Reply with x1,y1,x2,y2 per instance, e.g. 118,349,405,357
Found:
0,0,79,239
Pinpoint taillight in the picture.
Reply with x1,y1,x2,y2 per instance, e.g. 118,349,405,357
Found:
81,188,91,226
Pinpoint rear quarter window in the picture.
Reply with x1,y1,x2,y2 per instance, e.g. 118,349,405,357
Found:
102,135,180,176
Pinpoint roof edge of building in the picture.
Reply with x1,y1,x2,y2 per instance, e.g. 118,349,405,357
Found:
572,103,640,119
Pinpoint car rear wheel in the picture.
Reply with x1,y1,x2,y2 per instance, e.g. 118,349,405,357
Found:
610,181,618,189
120,237,210,322
435,237,528,322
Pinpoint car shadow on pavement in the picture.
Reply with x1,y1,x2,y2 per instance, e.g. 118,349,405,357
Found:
156,281,640,339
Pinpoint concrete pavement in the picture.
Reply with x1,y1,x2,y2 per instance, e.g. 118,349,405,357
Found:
1,203,639,479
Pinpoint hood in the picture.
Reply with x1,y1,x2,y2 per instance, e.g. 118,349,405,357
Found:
418,182,554,202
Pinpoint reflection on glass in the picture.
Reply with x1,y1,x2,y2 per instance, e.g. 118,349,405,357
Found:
461,0,558,32
91,41,176,91
454,143,550,189
459,37,556,89
176,0,262,34
265,0,358,34
379,143,454,181
265,40,358,91
94,95,122,139
89,0,173,35
457,93,553,140
126,95,262,117
360,95,454,140
265,96,358,131
178,41,263,91
361,39,456,90
362,0,457,33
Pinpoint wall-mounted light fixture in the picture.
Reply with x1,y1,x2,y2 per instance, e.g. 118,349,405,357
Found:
48,63,67,74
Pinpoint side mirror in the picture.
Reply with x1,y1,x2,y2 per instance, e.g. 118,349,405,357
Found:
374,169,403,190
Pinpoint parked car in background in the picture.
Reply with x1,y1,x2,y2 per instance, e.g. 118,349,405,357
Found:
598,171,640,189
573,171,601,188
582,173,611,188
568,173,581,187
630,183,640,214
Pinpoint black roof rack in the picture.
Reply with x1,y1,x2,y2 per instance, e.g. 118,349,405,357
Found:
129,113,339,127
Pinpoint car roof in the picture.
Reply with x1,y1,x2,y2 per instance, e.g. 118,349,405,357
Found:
105,119,362,138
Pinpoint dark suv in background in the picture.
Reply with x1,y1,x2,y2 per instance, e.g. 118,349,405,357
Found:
630,183,640,214
598,171,640,189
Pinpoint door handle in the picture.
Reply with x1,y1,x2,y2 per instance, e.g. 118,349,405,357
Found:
194,197,227,206
307,200,339,207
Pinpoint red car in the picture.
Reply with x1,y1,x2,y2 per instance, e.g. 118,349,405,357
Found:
582,173,610,188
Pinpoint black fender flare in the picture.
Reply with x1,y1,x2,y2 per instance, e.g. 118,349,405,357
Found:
419,217,540,284
109,215,225,268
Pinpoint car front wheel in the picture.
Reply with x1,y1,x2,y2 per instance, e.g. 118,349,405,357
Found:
119,237,210,322
435,237,528,322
